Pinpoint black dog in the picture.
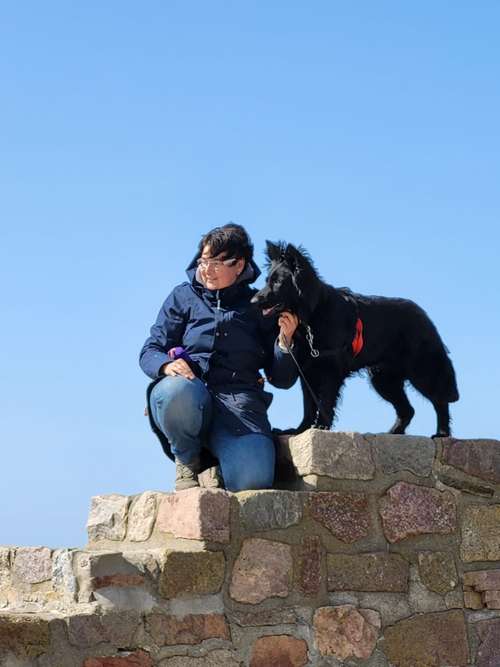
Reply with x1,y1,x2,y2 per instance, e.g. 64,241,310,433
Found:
251,241,459,438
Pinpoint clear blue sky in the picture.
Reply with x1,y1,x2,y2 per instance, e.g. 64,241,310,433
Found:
1,2,499,548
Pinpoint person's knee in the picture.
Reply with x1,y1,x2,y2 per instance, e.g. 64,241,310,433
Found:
152,376,201,409
227,472,274,492
151,377,208,427
225,464,274,492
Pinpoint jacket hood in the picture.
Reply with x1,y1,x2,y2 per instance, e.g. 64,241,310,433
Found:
186,252,261,290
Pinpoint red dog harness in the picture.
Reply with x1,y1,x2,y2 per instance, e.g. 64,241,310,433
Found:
352,318,364,356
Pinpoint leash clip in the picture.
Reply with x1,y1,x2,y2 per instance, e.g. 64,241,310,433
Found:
304,324,320,358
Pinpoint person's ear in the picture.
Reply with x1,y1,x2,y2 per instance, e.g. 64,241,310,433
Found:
236,258,245,275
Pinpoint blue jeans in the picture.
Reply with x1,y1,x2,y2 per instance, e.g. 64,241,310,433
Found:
149,376,275,492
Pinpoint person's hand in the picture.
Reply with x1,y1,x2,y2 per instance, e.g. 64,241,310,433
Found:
164,358,195,380
278,311,299,348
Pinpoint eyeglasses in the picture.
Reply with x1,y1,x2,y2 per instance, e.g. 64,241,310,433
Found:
196,258,239,271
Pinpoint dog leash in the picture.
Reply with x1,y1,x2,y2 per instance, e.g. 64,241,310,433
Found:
281,333,332,427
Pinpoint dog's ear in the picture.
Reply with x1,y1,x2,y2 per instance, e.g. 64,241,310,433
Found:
265,240,282,261
284,243,303,270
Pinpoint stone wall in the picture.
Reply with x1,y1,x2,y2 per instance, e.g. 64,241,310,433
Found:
1,431,500,666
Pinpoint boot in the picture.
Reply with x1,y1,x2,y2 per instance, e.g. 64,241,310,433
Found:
199,465,224,489
175,456,201,491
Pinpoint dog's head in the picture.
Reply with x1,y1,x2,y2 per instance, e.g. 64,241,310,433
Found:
251,241,318,319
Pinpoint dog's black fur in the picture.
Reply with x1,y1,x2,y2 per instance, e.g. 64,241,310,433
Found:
251,241,459,437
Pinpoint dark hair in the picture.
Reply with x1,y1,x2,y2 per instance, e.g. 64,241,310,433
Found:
198,223,254,263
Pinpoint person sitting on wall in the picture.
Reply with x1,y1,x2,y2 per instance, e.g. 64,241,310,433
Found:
139,223,299,492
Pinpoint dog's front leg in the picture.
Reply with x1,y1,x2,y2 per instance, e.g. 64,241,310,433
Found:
311,374,345,430
273,376,320,435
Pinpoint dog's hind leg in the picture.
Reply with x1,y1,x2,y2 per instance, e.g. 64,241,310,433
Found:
369,368,415,434
430,401,451,438
408,371,452,437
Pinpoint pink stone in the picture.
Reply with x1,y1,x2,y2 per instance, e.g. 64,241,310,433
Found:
12,547,52,584
83,651,153,667
156,489,230,543
146,613,230,646
313,605,379,659
296,535,323,596
379,482,456,543
309,492,370,543
230,538,293,604
250,635,308,667
442,438,500,484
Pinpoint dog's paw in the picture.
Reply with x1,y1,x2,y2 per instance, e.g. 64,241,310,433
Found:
312,424,331,431
273,427,300,436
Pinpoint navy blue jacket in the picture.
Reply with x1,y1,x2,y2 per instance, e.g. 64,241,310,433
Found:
139,256,298,461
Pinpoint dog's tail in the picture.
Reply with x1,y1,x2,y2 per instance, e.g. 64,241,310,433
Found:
413,337,459,404
437,348,460,403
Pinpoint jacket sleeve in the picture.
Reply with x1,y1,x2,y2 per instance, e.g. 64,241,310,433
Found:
139,285,188,379
258,310,299,389
264,338,299,388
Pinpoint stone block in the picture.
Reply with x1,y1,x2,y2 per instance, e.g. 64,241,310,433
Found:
12,546,52,584
67,611,141,648
282,430,375,479
309,491,370,543
461,505,500,562
442,438,500,484
237,490,303,531
159,549,225,598
83,651,154,667
156,489,230,543
87,494,130,542
464,590,483,609
436,471,495,497
0,612,51,658
127,492,158,542
369,434,435,476
417,551,458,594
145,612,230,645
476,618,500,667
379,482,456,543
230,538,292,604
250,635,308,667
484,591,500,609
382,610,469,667
313,605,379,659
52,549,78,601
327,552,409,592
295,535,323,596
463,569,500,591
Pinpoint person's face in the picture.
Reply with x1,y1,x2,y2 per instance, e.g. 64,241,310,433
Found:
198,244,245,290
